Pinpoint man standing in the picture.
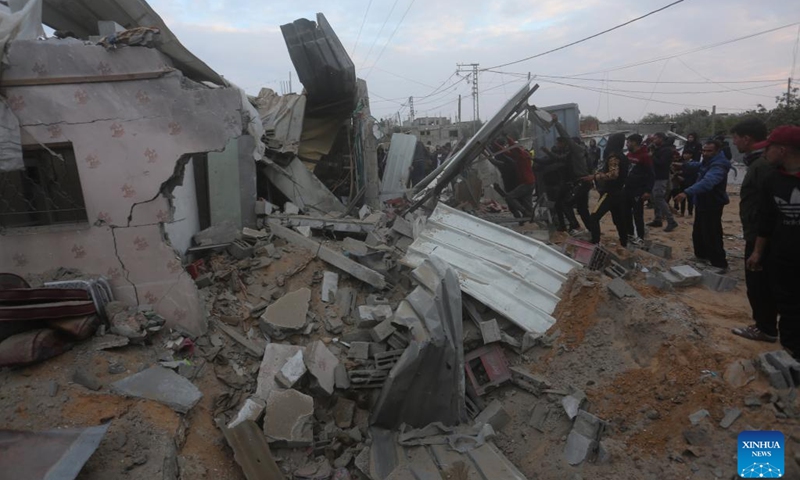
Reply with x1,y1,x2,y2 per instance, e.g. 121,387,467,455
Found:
674,140,732,270
649,132,679,232
584,149,629,246
502,137,536,219
624,134,655,243
729,119,777,343
588,139,601,172
746,125,800,360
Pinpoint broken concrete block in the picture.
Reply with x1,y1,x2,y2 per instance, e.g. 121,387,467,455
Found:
227,398,266,429
370,318,396,343
358,204,371,220
91,334,130,351
564,430,597,466
348,342,370,360
296,226,312,237
336,288,356,318
334,364,351,390
474,399,511,432
276,350,307,389
259,288,310,338
73,368,102,391
607,277,640,299
719,408,741,429
304,340,339,396
255,199,275,215
682,428,710,446
324,313,344,335
256,344,305,401
479,319,502,344
343,237,370,256
321,271,339,303
263,389,314,446
573,410,605,439
758,352,791,389
723,359,756,388
562,391,587,420
284,202,300,215
111,367,202,413
529,403,549,432
689,409,709,426
193,221,238,246
294,457,333,480
242,227,269,241
645,272,672,290
392,216,413,238
604,261,629,279
333,397,356,428
194,273,213,289
510,366,551,395
701,270,738,292
764,350,800,387
356,305,393,328
670,265,703,286
647,242,672,259
227,240,254,260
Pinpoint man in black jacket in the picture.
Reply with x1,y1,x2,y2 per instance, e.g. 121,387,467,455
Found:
584,149,629,246
624,134,655,243
729,119,777,343
746,125,800,360
649,132,679,232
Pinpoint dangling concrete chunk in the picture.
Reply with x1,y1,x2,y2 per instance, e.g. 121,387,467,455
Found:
111,366,202,413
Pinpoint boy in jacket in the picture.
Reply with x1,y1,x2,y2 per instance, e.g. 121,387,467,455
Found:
674,140,732,270
624,134,655,243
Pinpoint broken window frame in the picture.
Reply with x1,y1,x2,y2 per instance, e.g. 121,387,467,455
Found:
0,142,89,232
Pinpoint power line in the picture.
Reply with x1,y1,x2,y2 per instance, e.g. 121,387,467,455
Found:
360,0,400,69
486,70,784,84
364,65,439,89
791,25,800,80
676,57,776,99
575,21,800,76
364,0,417,79
352,0,374,56
640,59,671,119
484,0,686,70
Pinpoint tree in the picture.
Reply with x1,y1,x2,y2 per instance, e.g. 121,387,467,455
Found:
755,86,800,129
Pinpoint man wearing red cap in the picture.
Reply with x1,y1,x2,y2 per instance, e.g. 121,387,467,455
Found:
747,125,800,360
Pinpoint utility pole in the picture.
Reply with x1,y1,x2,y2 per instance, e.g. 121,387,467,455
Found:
408,96,415,122
457,63,480,132
289,71,292,93
711,105,716,136
457,95,462,124
521,72,531,141
788,77,793,104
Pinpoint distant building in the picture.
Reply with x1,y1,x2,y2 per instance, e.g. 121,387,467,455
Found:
401,117,467,147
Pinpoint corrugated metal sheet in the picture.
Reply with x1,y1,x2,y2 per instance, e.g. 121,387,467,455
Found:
255,89,307,156
411,83,538,205
402,204,579,334
379,133,417,202
41,0,223,85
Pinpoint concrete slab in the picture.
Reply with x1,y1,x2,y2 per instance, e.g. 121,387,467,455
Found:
228,398,266,429
759,352,791,389
343,237,370,256
474,399,511,431
259,288,310,338
276,350,307,389
263,389,314,446
670,265,703,286
607,277,640,299
220,420,283,480
334,364,351,390
321,271,339,303
479,319,502,344
765,350,800,387
564,430,597,466
357,305,393,328
255,343,305,402
304,340,339,396
111,366,202,413
702,270,738,292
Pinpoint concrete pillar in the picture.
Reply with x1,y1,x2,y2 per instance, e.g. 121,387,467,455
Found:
207,138,243,227
357,79,381,211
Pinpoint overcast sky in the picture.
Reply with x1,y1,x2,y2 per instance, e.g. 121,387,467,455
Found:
150,0,800,123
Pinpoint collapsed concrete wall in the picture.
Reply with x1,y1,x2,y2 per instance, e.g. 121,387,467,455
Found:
0,39,246,336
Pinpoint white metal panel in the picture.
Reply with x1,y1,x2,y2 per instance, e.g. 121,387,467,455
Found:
380,133,417,202
402,204,579,333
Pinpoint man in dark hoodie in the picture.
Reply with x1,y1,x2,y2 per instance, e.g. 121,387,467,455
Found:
624,134,655,244
675,140,732,270
746,125,800,360
682,132,702,162
649,132,679,232
729,118,777,343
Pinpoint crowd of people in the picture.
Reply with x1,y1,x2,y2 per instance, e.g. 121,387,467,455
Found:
487,116,800,361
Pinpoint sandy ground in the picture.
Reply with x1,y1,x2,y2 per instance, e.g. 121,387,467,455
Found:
0,186,798,479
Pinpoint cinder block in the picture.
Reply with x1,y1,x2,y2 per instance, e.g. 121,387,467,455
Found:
370,318,396,343
227,240,254,259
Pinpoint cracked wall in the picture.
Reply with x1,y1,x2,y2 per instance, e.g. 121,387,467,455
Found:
0,39,245,336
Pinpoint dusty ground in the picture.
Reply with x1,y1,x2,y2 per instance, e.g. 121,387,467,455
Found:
1,187,798,479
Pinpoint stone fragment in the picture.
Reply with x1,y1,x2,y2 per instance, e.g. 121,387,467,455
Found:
284,202,300,215
91,334,130,351
723,359,756,388
334,364,351,390
259,288,310,338
366,294,390,306
370,318,396,343
324,313,344,335
529,403,549,432
474,399,511,432
73,368,102,391
343,237,370,256
276,350,307,389
758,352,790,389
347,342,370,361
765,350,800,387
669,265,703,286
333,397,356,428
255,343,304,401
304,340,340,396
356,305,393,328
607,277,640,299
47,380,59,397
701,270,737,292
227,398,266,429
510,366,551,395
336,288,356,318
294,457,332,480
322,271,339,303
564,431,596,466
744,396,762,407
264,389,314,446
562,391,587,420
682,428,710,446
111,367,202,413
194,273,213,289
719,408,741,429
689,409,709,426
479,319,502,344
572,410,604,439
